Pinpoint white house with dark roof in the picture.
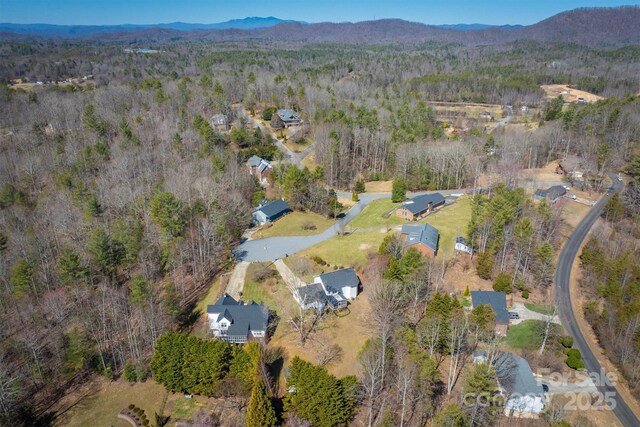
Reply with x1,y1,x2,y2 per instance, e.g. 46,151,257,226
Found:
253,199,290,225
493,352,545,417
455,236,473,254
247,155,272,184
400,223,440,257
206,293,269,343
293,268,360,311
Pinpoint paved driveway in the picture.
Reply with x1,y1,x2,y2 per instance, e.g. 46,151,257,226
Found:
509,302,561,325
224,261,250,299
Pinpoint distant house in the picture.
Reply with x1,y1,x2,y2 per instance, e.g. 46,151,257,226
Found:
294,268,360,311
248,155,272,184
493,352,545,417
272,109,302,129
209,114,229,131
533,185,567,204
472,350,488,364
253,199,290,225
455,236,473,255
396,193,446,220
471,291,510,336
206,293,269,344
479,111,493,120
400,223,440,257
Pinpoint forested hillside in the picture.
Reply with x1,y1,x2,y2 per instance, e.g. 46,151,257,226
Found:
0,30,639,425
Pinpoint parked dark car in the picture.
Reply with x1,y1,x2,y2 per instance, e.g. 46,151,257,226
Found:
509,312,520,320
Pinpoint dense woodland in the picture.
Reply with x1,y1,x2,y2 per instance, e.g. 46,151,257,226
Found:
0,31,639,426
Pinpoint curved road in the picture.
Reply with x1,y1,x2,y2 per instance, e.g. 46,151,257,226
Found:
554,177,639,427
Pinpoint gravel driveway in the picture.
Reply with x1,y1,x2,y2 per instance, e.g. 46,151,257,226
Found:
509,302,561,325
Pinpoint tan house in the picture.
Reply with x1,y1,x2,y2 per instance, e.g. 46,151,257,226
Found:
248,155,272,184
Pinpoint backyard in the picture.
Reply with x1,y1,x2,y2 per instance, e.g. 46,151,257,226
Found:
418,196,472,258
54,378,208,427
298,229,392,268
252,211,335,238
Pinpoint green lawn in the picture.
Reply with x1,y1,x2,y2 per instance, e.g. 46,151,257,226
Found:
253,211,335,238
524,303,556,316
419,197,472,258
55,379,208,427
298,229,392,268
242,263,291,312
506,320,546,350
348,199,403,229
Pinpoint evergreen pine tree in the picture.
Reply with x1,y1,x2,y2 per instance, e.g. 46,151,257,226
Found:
245,378,277,427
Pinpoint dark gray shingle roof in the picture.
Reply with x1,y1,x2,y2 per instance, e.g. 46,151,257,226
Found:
207,297,269,337
471,291,509,324
401,223,440,252
493,352,543,396
535,185,566,200
256,199,289,219
319,268,359,293
296,283,327,306
400,193,446,215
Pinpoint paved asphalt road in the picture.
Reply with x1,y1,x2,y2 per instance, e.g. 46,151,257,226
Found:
554,177,639,426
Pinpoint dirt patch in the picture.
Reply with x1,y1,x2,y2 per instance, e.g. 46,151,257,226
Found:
442,257,492,295
517,160,564,183
365,180,392,192
541,84,604,104
358,243,371,250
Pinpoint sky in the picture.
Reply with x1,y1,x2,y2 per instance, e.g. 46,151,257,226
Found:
0,0,636,25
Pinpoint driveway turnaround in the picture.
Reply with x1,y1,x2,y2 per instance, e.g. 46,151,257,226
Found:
509,302,561,325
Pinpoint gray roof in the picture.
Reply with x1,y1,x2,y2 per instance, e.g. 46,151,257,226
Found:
493,352,543,396
248,155,264,167
401,223,440,252
257,161,270,173
256,199,289,219
319,268,359,293
296,283,327,306
276,108,301,122
471,291,509,324
207,293,269,337
400,193,446,215
535,185,566,200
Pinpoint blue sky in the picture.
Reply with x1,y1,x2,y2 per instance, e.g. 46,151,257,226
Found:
0,0,635,25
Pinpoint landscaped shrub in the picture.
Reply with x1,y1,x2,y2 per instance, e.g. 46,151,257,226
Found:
521,290,529,299
311,255,327,266
558,336,574,348
566,356,586,370
128,404,135,410
566,348,581,359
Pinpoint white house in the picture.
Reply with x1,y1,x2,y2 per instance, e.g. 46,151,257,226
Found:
293,268,360,310
206,294,269,344
455,236,473,255
493,352,545,418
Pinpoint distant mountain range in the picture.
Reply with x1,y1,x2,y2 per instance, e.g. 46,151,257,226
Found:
0,16,303,36
1,7,639,46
